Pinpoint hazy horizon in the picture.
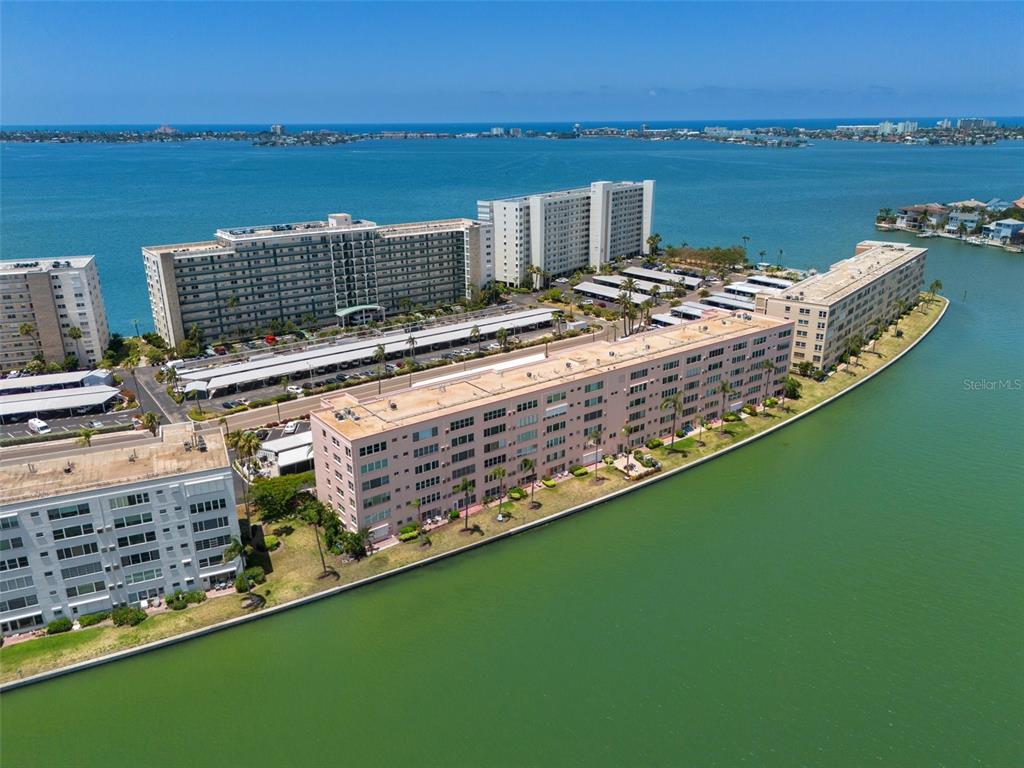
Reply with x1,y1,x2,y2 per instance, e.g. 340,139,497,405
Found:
2,2,1021,125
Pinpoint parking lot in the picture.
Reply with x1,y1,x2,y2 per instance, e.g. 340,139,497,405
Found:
0,408,141,441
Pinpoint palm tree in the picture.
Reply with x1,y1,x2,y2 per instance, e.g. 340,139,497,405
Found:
492,466,507,514
694,411,706,446
760,360,777,409
520,458,538,508
122,351,140,393
406,335,416,363
660,393,682,450
620,423,633,454
299,496,332,576
845,334,864,367
716,380,736,432
455,477,474,531
927,279,943,303
741,235,750,257
496,327,509,352
646,233,662,259
648,283,661,308
141,411,161,436
470,324,481,352
77,427,96,447
67,326,84,364
893,298,908,332
223,536,254,600
374,344,386,395
587,425,603,473
19,323,39,357
758,249,767,264
617,290,632,336
225,429,260,524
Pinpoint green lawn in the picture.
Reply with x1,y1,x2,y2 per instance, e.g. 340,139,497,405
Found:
1,296,946,684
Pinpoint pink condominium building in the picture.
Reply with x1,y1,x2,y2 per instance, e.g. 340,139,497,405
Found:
311,311,794,540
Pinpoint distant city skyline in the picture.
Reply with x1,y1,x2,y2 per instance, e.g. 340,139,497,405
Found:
2,2,1022,125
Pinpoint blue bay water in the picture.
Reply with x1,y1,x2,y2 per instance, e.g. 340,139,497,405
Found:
0,136,1022,766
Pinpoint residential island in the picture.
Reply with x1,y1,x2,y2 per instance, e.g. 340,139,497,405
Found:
2,116,1021,148
1,177,945,686
876,195,1024,251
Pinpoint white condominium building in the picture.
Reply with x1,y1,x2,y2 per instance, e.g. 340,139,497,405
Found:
0,257,111,371
755,240,927,370
144,213,494,347
478,180,655,287
0,424,241,636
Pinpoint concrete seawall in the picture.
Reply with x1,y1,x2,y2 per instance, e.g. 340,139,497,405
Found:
0,299,949,692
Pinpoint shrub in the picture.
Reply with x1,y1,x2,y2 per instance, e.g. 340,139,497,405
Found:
399,523,419,536
507,487,526,500
741,405,756,416
570,466,589,478
47,617,73,634
262,534,280,551
723,411,741,422
245,566,266,584
645,438,663,450
764,397,779,407
112,606,148,627
248,398,273,408
542,478,557,488
603,455,614,464
78,611,110,627
398,530,419,542
675,428,686,438
448,509,461,521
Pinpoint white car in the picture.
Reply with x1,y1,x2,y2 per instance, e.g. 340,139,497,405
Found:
282,421,299,435
28,418,51,434
286,385,304,395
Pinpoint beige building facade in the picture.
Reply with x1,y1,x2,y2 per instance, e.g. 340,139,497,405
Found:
0,257,110,372
755,241,926,370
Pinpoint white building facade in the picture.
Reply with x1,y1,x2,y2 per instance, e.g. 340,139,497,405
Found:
478,180,655,287
0,257,111,372
0,427,240,636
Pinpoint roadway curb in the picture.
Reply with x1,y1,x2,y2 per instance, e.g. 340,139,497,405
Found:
0,298,948,692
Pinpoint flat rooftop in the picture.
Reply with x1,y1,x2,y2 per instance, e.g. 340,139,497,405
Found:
315,311,788,440
0,256,95,274
481,180,645,204
0,424,230,505
778,241,926,305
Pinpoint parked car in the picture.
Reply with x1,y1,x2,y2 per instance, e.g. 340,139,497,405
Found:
282,421,299,435
86,420,104,429
27,418,51,435
286,384,304,395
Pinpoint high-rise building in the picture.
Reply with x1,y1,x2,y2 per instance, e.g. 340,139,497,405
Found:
143,214,494,347
0,257,111,371
311,311,792,541
0,424,241,636
477,180,655,288
755,241,927,370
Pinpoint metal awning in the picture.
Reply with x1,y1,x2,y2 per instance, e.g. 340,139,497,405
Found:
0,385,121,418
183,381,208,393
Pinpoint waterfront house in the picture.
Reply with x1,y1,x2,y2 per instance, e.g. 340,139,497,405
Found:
981,219,1024,243
944,210,982,235
895,204,948,231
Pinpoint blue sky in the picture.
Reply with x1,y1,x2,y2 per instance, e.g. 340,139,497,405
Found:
2,1,1021,125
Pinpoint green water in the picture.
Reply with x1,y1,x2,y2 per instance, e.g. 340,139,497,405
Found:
2,144,1023,765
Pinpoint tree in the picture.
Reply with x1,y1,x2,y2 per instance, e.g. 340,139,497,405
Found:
455,477,474,531
520,457,537,508
782,375,802,402
617,290,632,336
297,495,333,576
588,425,603,473
491,466,507,514
226,429,261,523
496,326,509,352
470,325,481,352
758,360,777,409
845,334,864,367
374,344,386,395
19,323,39,356
646,233,662,258
250,472,311,524
716,380,736,431
339,528,372,560
223,536,255,600
741,235,750,257
660,393,682,449
122,351,140,391
67,326,84,364
77,427,96,447
406,335,416,363
927,279,943,302
141,411,161,436
894,298,908,332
